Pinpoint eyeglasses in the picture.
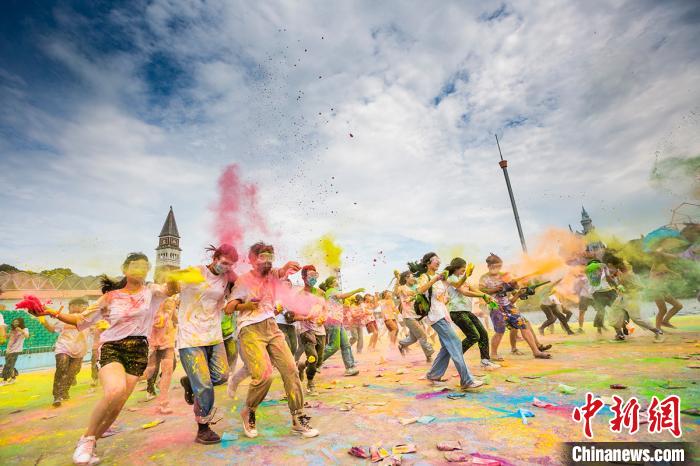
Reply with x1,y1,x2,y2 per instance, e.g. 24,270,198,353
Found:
256,252,275,262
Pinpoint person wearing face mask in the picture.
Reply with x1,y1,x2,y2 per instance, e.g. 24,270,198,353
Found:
226,242,319,439
411,252,484,390
177,244,239,445
295,266,328,394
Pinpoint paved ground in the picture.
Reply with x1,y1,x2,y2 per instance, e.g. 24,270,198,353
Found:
1,316,699,465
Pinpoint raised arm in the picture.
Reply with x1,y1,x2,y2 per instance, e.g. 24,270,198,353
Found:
417,274,441,294
38,316,57,333
335,288,365,300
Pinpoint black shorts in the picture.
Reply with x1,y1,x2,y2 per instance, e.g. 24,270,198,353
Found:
98,336,149,376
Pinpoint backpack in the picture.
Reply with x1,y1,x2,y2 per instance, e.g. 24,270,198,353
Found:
413,276,433,320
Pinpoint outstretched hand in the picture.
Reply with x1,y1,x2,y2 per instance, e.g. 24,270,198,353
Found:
281,261,302,276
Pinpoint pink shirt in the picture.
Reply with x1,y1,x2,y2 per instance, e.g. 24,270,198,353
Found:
78,284,167,345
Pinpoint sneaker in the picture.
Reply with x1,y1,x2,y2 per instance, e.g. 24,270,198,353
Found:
460,379,485,390
344,367,359,377
195,424,221,444
72,435,96,465
614,334,626,341
292,414,319,438
53,398,62,408
398,344,406,357
480,359,501,369
145,392,156,402
180,376,194,405
6,378,16,385
241,407,258,438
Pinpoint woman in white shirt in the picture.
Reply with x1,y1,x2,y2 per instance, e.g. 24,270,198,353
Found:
411,252,484,390
31,252,173,465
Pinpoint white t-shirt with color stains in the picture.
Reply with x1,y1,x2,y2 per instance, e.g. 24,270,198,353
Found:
177,265,230,349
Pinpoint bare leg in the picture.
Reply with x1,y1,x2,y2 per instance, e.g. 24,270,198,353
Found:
85,363,140,439
490,332,504,359
369,330,379,351
662,297,683,327
157,353,174,410
521,328,548,357
509,329,518,351
655,299,667,330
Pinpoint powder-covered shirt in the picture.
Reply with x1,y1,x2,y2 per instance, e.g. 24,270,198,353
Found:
6,327,29,354
297,287,326,335
53,322,89,358
324,289,345,325
149,296,178,349
77,283,168,345
177,265,230,349
230,270,279,336
479,272,512,307
379,298,399,320
417,273,449,324
541,293,561,306
397,284,418,319
446,275,471,313
0,314,5,329
359,303,376,325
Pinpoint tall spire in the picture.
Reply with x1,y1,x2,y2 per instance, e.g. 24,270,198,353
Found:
159,206,180,238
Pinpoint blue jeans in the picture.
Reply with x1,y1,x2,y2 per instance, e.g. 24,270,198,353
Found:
179,343,229,423
322,324,355,369
426,318,474,386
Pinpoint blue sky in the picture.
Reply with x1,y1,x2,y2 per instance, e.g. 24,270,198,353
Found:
1,0,699,288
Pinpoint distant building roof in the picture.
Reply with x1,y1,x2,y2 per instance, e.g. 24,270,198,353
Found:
0,271,101,292
159,206,180,238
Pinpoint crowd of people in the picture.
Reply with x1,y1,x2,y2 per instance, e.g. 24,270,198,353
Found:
0,236,690,465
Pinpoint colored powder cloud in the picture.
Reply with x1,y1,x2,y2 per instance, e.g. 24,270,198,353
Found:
212,164,270,254
302,234,343,273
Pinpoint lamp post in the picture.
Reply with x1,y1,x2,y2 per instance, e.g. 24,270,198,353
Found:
495,134,528,253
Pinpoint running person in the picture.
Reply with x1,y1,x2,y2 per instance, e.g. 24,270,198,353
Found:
177,244,238,444
412,252,484,390
479,254,551,360
226,242,319,439
395,271,434,362
38,298,90,407
29,252,174,465
1,317,29,384
444,258,501,369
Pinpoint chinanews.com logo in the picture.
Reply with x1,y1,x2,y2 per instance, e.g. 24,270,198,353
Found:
561,392,694,465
